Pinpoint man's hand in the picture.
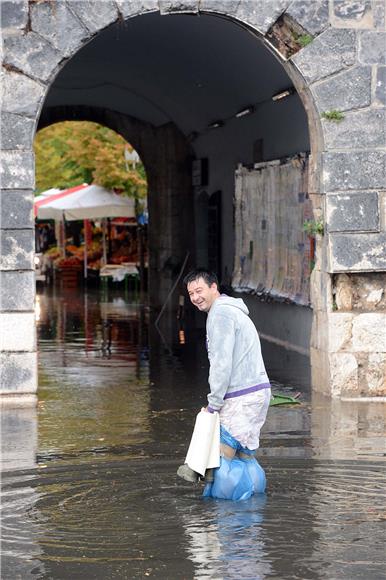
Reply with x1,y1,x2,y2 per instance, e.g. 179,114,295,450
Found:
201,406,218,413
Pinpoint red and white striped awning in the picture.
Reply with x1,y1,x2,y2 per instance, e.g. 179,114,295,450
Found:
34,184,136,221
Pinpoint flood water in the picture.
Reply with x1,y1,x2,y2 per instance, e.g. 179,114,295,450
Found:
1,288,386,579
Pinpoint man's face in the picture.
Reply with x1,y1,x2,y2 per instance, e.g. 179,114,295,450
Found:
187,277,219,312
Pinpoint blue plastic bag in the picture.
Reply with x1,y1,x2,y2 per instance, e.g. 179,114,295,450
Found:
203,455,266,501
203,425,266,500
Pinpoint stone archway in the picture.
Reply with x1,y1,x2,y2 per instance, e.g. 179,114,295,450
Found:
38,104,195,309
1,0,385,401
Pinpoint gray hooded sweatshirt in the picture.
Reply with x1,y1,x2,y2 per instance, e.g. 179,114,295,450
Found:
206,295,270,412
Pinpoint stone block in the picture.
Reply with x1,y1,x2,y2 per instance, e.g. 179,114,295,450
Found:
310,346,331,396
0,70,46,118
313,66,372,113
116,0,159,17
30,1,89,57
328,312,353,352
0,312,36,351
363,288,384,309
312,234,330,274
0,352,37,394
199,0,240,15
308,153,323,195
0,229,34,270
334,273,353,310
3,31,64,83
0,271,35,311
329,232,386,271
310,268,332,312
67,0,118,33
292,29,356,84
352,313,386,352
381,193,386,232
326,192,380,233
322,151,386,192
331,0,373,29
373,0,386,30
235,0,290,35
342,273,386,311
359,31,386,65
0,407,38,470
322,108,386,150
333,0,370,18
0,190,34,229
159,0,199,13
0,151,35,190
367,353,386,394
329,352,358,396
285,0,329,35
1,113,35,151
0,0,28,30
375,66,386,106
310,310,328,350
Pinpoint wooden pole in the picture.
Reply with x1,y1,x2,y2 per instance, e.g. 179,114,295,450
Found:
84,219,88,279
102,218,107,265
138,224,146,298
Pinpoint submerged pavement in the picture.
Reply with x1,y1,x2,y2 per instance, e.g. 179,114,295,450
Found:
1,288,385,579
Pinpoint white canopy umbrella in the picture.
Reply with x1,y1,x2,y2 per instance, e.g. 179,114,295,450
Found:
34,184,136,278
35,184,135,221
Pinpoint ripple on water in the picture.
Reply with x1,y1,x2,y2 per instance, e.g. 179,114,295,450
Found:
4,290,383,578
1,457,385,580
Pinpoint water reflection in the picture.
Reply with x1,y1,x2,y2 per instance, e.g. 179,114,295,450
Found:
37,289,151,465
311,393,386,460
181,495,271,579
1,287,385,579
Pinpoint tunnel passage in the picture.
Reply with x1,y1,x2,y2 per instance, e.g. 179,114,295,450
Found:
3,0,385,400
39,11,310,340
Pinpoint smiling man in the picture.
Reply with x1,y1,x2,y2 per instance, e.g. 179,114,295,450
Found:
177,269,271,494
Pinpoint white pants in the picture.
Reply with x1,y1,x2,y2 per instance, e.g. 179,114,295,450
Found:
219,388,271,450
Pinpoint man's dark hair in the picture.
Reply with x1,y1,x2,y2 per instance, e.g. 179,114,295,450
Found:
183,269,219,288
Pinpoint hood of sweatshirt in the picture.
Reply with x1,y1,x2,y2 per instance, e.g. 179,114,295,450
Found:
210,295,249,316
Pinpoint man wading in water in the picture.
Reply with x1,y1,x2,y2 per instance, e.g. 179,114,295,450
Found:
177,269,271,499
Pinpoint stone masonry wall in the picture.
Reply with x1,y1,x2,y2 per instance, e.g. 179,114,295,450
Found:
1,0,385,400
289,0,386,397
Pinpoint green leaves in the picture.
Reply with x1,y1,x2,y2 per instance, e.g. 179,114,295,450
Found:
302,219,324,236
34,121,147,200
321,110,345,122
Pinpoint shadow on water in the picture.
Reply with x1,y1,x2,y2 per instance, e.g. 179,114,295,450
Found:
1,287,385,579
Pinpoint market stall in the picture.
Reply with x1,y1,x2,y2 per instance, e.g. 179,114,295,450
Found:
34,184,139,287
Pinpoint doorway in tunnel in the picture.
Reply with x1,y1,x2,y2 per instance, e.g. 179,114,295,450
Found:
36,10,316,390
34,120,148,292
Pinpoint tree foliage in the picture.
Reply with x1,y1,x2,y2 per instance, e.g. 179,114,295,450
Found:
34,121,147,200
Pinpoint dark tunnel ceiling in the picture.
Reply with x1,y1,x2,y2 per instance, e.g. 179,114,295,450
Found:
45,12,296,136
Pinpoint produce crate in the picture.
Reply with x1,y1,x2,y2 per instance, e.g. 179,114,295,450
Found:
56,265,82,288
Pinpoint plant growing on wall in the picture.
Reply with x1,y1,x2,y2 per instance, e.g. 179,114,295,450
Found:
321,110,345,122
303,219,324,237
290,30,314,49
297,34,313,47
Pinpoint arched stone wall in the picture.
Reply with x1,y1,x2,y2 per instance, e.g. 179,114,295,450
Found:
1,0,385,401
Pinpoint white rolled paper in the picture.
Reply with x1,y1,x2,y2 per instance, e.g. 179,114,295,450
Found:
185,410,220,476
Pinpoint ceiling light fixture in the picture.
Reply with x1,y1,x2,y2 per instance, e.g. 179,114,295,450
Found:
272,88,295,101
208,120,224,129
235,105,255,118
